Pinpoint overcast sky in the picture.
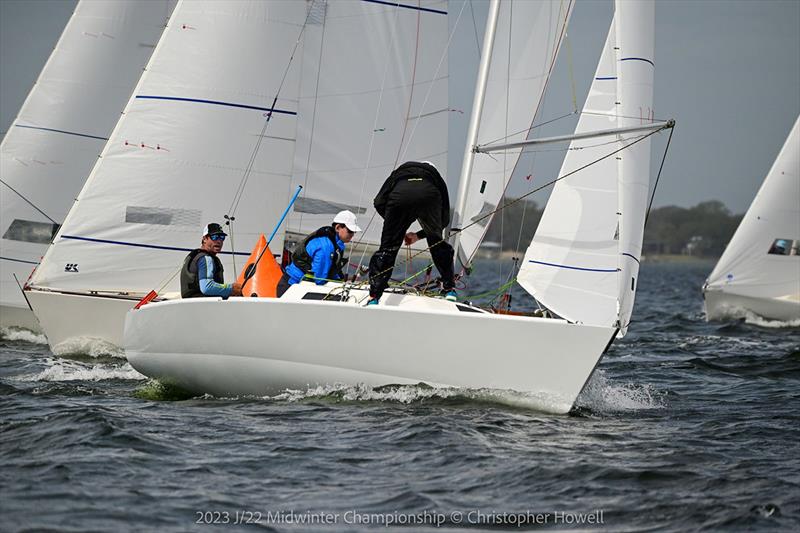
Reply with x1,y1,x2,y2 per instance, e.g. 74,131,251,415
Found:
2,0,798,214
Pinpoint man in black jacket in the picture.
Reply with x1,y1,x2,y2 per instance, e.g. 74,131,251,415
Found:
368,161,456,305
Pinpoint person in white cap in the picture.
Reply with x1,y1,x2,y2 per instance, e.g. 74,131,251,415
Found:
276,210,361,297
180,222,243,298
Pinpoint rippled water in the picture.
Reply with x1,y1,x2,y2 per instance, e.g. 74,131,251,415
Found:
1,261,798,532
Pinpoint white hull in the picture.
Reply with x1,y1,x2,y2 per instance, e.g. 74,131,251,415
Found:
704,288,800,323
125,284,616,414
25,289,140,350
0,304,42,333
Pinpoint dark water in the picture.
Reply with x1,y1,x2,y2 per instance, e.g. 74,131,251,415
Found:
1,261,799,532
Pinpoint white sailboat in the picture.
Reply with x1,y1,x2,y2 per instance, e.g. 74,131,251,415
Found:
1,0,174,332
24,0,310,350
123,0,673,415
703,116,800,323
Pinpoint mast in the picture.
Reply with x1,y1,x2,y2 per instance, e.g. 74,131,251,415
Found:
451,0,501,261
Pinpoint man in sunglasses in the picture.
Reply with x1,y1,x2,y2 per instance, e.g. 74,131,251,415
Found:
276,210,361,297
180,222,243,298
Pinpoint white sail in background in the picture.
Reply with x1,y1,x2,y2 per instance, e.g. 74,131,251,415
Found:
29,0,307,294
286,0,449,246
0,0,174,325
454,0,573,266
518,17,620,327
615,0,655,335
704,116,800,321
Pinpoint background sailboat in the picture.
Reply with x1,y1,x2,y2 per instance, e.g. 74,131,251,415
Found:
703,116,800,323
124,0,673,415
0,0,174,331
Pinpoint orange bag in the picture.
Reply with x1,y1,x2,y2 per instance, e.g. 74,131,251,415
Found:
236,234,283,298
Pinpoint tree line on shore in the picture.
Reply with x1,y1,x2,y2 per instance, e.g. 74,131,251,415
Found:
482,199,742,257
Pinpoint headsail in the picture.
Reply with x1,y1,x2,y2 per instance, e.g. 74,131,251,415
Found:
286,0,449,247
0,0,174,312
518,0,656,335
453,0,574,267
29,0,307,294
517,16,620,327
705,116,800,304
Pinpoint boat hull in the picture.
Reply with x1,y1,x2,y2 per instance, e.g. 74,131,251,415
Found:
704,288,800,323
25,289,140,350
125,294,616,414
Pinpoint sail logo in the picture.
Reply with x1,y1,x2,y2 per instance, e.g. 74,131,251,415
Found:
64,263,79,273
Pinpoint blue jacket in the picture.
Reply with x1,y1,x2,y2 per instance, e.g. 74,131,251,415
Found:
285,234,346,285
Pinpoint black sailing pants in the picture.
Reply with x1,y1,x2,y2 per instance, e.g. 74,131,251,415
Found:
368,179,455,299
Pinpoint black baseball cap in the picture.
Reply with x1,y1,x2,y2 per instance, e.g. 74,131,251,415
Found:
202,223,227,237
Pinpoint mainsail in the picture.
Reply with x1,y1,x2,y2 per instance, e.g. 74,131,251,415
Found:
705,116,800,313
29,0,307,294
517,0,656,335
453,0,574,266
0,0,174,319
286,0,449,247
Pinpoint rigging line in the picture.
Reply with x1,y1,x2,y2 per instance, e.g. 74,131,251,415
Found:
462,0,575,268
644,123,675,227
0,178,58,225
369,123,669,282
226,3,316,218
462,125,668,236
478,110,578,148
352,0,403,231
582,109,672,123
399,0,468,163
392,6,421,168
297,0,329,236
469,0,481,57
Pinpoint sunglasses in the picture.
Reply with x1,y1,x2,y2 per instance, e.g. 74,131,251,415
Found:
209,234,226,241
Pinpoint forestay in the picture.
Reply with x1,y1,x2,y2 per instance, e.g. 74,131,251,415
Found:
29,0,307,294
454,0,573,266
0,0,174,311
705,117,800,302
286,0,449,247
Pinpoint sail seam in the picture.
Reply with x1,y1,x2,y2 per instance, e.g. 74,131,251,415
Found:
361,0,446,16
60,235,250,256
0,256,40,265
14,124,108,141
528,260,618,273
135,95,297,115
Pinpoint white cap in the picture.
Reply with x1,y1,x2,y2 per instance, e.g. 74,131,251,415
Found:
202,222,227,237
332,210,361,233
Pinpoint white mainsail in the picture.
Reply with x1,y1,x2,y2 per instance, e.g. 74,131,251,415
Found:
518,16,620,327
704,116,800,321
518,0,655,336
286,0,449,246
0,0,174,327
28,0,307,295
454,0,573,267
